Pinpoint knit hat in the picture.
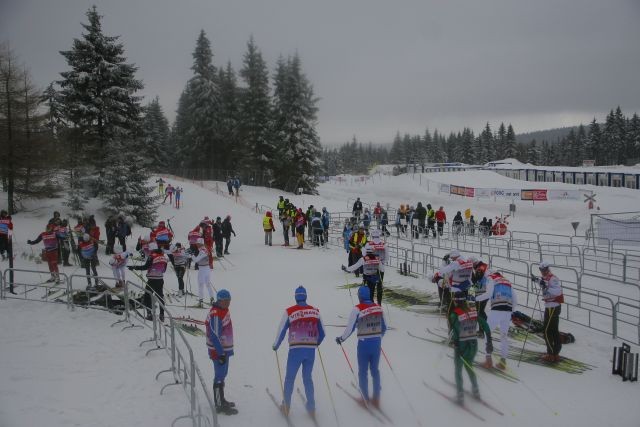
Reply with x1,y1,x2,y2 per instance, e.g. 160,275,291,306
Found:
295,286,307,303
217,289,231,300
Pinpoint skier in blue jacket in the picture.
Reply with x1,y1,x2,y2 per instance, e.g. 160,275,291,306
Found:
336,286,387,408
273,286,326,417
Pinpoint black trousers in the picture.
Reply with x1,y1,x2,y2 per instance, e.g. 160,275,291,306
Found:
543,306,562,356
365,275,383,305
224,237,231,253
144,278,165,319
175,265,186,291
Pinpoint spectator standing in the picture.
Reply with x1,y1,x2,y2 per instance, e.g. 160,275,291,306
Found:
221,215,236,254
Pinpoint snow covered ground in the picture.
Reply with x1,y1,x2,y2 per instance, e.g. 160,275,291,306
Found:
1,170,640,427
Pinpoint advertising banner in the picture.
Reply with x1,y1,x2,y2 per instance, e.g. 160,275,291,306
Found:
493,189,521,199
521,189,548,201
465,187,475,197
547,190,581,201
474,188,493,198
439,183,450,194
450,185,465,196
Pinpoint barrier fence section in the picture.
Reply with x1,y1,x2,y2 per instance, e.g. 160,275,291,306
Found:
0,268,218,427
324,215,640,344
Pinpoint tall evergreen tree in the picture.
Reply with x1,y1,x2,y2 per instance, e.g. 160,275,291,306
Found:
272,53,322,193
504,124,518,159
496,122,507,157
141,97,170,171
173,30,220,169
57,6,143,194
389,131,403,164
585,118,601,163
217,62,241,170
1,46,57,213
239,36,274,174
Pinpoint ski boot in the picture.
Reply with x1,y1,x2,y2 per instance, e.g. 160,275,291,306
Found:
214,383,238,415
55,274,64,284
370,397,381,409
46,276,56,283
481,355,493,369
540,353,555,363
455,392,464,406
496,357,507,370
471,386,481,400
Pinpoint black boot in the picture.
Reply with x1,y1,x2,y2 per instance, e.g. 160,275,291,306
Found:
220,381,236,407
214,383,238,415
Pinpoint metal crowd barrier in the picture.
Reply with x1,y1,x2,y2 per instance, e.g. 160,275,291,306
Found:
0,268,218,427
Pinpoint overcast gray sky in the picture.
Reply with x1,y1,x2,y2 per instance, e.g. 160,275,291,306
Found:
2,0,640,145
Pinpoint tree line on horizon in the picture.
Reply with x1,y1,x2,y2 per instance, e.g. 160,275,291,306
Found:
321,107,640,175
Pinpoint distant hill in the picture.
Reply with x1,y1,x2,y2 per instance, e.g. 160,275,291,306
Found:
516,126,582,144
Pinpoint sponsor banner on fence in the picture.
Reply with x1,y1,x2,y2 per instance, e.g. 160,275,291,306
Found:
465,187,475,197
450,185,465,196
547,189,581,201
439,183,450,194
474,188,493,198
493,189,521,199
521,189,548,201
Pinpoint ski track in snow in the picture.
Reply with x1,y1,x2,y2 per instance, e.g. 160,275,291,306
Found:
1,170,640,427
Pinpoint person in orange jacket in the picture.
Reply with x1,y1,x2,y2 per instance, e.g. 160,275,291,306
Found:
435,206,447,237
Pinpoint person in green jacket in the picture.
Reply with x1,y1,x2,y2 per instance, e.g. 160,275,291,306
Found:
449,292,493,404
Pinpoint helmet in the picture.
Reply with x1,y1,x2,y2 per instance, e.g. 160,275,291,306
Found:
148,242,159,251
364,244,375,255
357,286,371,301
196,238,204,245
449,249,460,259
217,289,231,300
295,286,307,303
539,261,551,270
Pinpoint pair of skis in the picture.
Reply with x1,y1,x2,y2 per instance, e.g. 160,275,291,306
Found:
422,375,506,422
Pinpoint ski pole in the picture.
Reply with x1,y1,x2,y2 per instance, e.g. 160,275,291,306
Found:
318,348,340,427
337,342,371,408
518,282,542,367
381,348,422,426
274,350,286,413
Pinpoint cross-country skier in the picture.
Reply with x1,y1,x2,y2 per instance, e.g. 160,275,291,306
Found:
473,262,517,370
190,238,215,307
174,187,182,209
156,177,165,196
0,210,13,261
27,222,61,283
153,220,173,250
342,244,382,304
434,249,473,295
78,232,99,288
108,247,133,288
206,289,238,415
336,286,387,408
369,229,387,285
56,219,72,267
128,241,169,321
272,286,325,417
531,261,564,362
168,243,188,295
163,183,174,204
449,291,493,404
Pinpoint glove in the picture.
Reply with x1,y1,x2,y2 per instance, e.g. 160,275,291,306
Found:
341,265,347,272
530,273,539,284
218,354,227,365
431,273,440,284
486,339,494,354
127,266,134,271
335,337,343,345
539,280,547,290
272,345,278,351
27,240,33,245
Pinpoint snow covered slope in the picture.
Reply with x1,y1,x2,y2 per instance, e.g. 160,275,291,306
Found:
1,171,639,427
